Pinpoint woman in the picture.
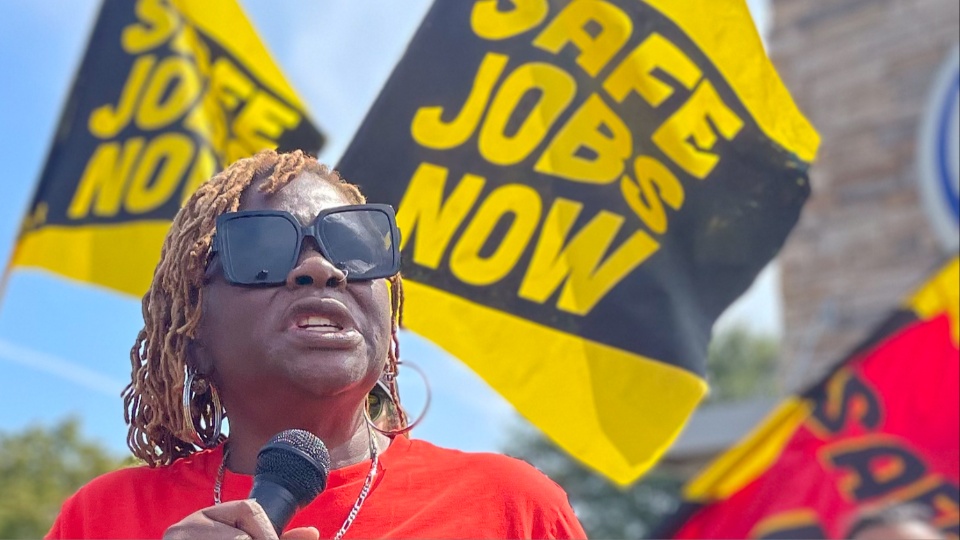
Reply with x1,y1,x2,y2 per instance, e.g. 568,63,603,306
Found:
47,150,586,539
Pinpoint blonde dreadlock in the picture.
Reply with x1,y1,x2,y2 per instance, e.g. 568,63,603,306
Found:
122,149,406,466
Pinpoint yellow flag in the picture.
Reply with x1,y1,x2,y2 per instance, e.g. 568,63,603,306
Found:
9,0,324,297
339,0,819,485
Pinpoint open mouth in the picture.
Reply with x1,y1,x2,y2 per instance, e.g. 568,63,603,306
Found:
296,315,345,333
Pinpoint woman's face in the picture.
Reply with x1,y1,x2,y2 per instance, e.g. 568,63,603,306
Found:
196,172,392,407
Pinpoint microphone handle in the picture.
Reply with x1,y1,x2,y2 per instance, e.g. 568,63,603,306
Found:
250,478,299,536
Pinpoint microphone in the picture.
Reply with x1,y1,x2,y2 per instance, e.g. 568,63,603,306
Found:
250,429,331,536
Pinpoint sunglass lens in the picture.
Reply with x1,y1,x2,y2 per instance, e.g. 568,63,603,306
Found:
222,215,298,284
319,210,396,279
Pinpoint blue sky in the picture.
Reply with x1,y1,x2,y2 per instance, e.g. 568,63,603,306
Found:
0,0,771,458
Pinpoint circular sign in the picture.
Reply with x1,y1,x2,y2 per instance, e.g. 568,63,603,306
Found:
917,45,959,253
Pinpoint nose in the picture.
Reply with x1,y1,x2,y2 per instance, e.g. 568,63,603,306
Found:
286,240,347,289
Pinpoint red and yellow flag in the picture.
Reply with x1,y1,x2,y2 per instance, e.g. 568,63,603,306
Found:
659,257,960,539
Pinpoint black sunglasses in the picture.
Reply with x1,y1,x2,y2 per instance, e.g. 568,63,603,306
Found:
211,204,401,286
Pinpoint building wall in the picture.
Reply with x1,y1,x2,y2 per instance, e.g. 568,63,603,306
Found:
769,0,959,388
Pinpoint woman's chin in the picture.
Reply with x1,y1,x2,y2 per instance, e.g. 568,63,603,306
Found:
281,361,375,397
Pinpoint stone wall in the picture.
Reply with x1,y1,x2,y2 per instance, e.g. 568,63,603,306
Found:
769,0,959,388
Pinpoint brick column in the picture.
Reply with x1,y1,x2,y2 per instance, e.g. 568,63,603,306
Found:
769,0,959,388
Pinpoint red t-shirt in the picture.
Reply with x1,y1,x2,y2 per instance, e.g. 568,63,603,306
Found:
47,436,586,539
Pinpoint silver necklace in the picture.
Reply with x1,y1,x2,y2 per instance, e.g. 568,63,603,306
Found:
214,424,380,540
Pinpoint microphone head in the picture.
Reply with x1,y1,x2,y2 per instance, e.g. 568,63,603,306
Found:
255,429,331,504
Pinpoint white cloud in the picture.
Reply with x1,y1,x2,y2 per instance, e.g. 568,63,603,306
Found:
0,339,125,397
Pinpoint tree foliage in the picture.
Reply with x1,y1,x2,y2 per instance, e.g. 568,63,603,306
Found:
0,418,128,538
705,325,780,403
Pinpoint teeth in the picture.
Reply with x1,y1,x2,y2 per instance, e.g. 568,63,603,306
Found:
297,316,342,329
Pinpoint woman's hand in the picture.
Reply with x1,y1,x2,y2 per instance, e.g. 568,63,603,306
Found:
163,500,320,540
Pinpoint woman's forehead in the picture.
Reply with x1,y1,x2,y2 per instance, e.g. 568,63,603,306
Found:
240,172,351,224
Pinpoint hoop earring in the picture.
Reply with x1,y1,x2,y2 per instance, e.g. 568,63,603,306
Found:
366,386,385,421
182,367,223,448
364,360,431,436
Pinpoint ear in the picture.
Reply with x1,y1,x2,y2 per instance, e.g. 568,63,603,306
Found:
185,338,215,376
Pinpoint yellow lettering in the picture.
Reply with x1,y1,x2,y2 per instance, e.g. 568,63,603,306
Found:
603,32,702,106
224,139,250,166
170,25,212,79
180,145,218,205
519,199,660,315
135,56,202,130
211,58,255,112
411,53,508,150
232,92,300,152
652,80,744,179
450,184,542,286
533,0,632,77
620,156,684,235
67,138,145,219
125,133,194,214
479,62,576,165
88,55,156,139
396,163,485,269
471,0,548,40
183,89,227,150
121,0,179,54
535,94,631,184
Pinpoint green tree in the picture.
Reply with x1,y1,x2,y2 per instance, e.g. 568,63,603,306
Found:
504,327,780,537
0,418,129,538
705,325,779,403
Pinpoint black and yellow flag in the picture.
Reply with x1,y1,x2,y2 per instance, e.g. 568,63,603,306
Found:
338,0,819,485
8,0,323,297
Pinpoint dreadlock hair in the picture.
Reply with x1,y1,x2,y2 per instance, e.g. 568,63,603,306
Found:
122,149,407,467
